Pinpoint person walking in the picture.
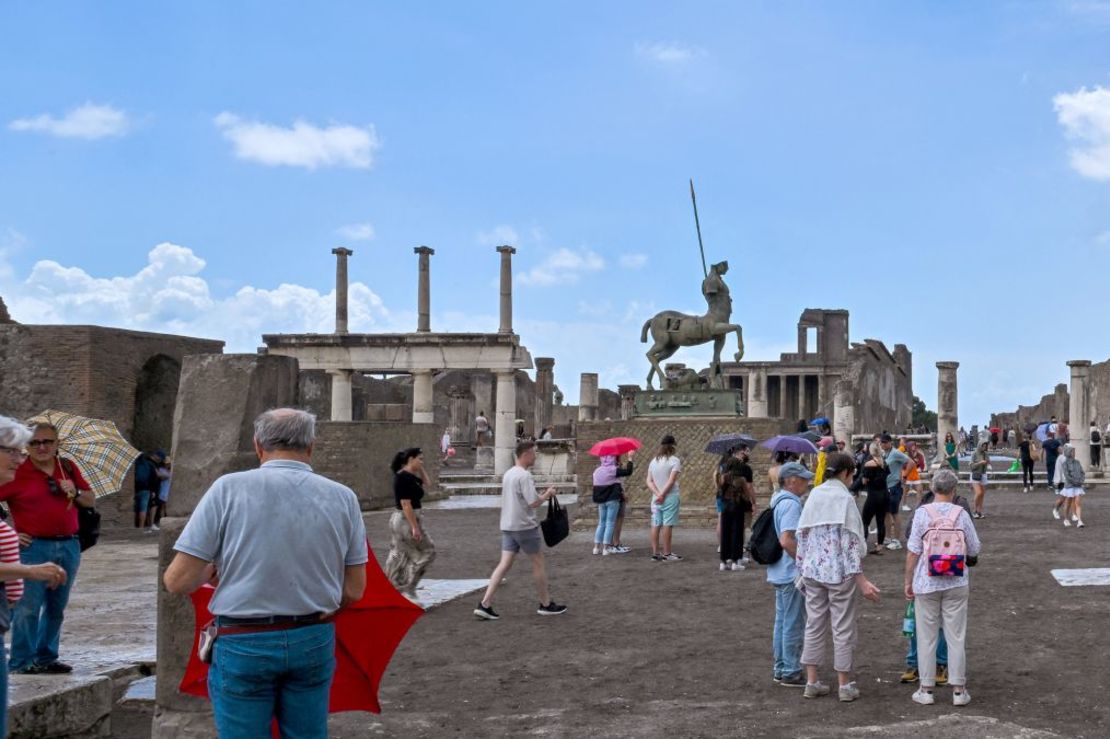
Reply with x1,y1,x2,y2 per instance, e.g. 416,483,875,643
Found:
647,434,683,562
475,411,490,448
1019,433,1037,492
903,441,926,511
719,457,755,571
969,441,989,519
474,441,566,619
1060,445,1086,528
1089,421,1101,471
0,417,68,735
904,467,981,707
943,433,959,472
797,452,882,702
164,409,369,738
768,461,814,687
1043,429,1063,491
152,452,171,530
859,442,890,555
1052,446,1070,521
881,435,910,549
386,448,436,603
592,454,633,555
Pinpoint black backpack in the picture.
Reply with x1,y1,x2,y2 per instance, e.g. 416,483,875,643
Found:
748,500,784,565
1092,429,1102,444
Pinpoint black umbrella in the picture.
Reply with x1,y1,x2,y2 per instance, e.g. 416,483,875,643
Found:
704,433,759,456
795,430,822,443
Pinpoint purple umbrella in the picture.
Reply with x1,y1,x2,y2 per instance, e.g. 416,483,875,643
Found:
760,435,820,455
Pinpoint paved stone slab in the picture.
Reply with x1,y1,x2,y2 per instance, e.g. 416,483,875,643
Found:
1050,567,1110,586
802,713,1062,738
413,578,488,609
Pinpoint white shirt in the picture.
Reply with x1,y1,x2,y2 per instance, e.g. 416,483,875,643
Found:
648,456,682,497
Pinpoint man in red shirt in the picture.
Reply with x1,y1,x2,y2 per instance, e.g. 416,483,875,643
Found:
0,423,95,674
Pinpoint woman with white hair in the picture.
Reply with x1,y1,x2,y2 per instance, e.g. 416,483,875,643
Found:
0,417,68,735
1059,445,1086,528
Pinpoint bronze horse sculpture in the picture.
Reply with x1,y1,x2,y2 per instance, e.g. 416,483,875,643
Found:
640,261,744,390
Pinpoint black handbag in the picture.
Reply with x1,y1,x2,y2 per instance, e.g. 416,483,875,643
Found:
540,496,569,547
77,505,101,552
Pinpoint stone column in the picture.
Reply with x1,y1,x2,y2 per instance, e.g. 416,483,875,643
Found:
534,357,555,433
496,245,516,334
328,369,353,422
331,247,353,334
936,362,960,461
412,370,434,424
154,354,299,738
494,370,517,474
579,373,599,422
618,384,639,420
1069,360,1092,473
746,368,768,417
832,378,855,446
414,246,434,332
799,375,808,424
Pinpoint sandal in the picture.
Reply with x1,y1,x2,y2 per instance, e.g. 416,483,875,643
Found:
869,546,884,555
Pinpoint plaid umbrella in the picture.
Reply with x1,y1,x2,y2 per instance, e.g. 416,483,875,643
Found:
26,409,141,497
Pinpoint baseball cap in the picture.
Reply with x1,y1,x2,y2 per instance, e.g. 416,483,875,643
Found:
779,461,815,484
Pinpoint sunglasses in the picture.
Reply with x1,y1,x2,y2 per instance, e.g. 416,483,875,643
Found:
28,439,56,448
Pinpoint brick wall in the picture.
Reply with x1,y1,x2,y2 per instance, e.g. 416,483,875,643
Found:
575,416,789,528
312,421,442,510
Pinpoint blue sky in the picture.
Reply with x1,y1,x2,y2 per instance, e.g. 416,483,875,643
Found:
2,2,1109,425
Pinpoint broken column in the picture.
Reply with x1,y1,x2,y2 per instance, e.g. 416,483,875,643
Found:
414,245,434,333
747,368,768,417
1069,360,1092,473
618,384,639,420
936,361,959,459
154,354,299,738
328,369,353,422
412,370,434,424
331,247,353,335
579,373,599,422
534,357,555,433
494,370,517,474
832,378,855,447
496,245,515,335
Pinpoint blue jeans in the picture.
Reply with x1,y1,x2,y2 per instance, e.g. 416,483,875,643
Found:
908,627,949,668
10,538,80,671
594,500,620,546
210,622,336,739
0,641,8,737
773,582,806,678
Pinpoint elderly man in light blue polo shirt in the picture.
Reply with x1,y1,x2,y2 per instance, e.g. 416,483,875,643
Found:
768,461,813,687
164,408,368,739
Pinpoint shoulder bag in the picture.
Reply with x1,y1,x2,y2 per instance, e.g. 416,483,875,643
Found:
540,496,569,547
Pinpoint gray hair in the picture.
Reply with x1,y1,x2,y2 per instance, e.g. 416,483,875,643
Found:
932,467,959,494
253,408,316,451
0,416,32,449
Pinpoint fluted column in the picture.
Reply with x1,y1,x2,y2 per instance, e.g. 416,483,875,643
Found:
496,245,516,334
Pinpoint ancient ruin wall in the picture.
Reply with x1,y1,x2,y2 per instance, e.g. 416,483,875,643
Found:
992,383,1070,431
845,340,913,433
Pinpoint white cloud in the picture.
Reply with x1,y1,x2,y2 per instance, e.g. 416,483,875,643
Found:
213,112,380,170
8,103,131,139
635,41,706,64
619,253,648,269
0,227,28,281
3,242,388,350
1054,86,1110,181
476,225,520,247
518,248,605,286
336,222,375,241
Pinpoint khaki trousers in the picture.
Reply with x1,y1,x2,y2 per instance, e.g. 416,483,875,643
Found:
800,577,859,673
385,511,436,596
915,586,969,687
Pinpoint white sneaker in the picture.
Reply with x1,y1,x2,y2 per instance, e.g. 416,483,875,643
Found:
150,524,160,531
717,545,721,553
592,546,601,555
886,540,902,550
601,547,610,556
731,561,745,571
1052,508,1061,520
1071,514,1079,522
911,688,935,705
720,561,729,571
1078,520,1086,528
868,527,877,535
901,505,912,512
740,555,751,565
1064,519,1071,527
952,689,971,706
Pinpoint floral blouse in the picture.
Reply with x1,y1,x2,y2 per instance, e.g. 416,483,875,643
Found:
796,524,863,584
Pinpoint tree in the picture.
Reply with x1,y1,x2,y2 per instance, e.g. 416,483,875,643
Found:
911,396,937,431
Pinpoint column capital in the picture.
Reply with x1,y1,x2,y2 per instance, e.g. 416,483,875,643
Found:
535,357,555,371
413,245,435,256
331,247,354,257
936,361,960,370
326,368,354,377
618,384,640,397
1067,360,1092,368
496,245,517,255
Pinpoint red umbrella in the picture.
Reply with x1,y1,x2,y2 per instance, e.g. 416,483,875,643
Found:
180,542,423,719
587,437,642,457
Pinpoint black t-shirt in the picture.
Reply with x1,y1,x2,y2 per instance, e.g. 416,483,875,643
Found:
1019,440,1032,461
393,470,424,510
1043,438,1063,460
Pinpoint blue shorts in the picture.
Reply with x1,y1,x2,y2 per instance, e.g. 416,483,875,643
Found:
887,483,903,514
716,496,724,514
651,493,680,527
134,490,153,513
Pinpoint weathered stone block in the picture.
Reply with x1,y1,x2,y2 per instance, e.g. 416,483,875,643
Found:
8,674,112,738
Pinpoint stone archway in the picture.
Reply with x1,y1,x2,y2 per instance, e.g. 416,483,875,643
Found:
132,354,182,453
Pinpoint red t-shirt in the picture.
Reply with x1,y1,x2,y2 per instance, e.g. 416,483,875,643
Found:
0,458,91,538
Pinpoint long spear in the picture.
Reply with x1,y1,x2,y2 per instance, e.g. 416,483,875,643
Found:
689,178,707,278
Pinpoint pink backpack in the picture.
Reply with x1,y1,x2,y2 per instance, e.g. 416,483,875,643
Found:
921,504,967,577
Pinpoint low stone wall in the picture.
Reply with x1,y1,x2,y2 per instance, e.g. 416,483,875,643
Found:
313,421,441,510
575,416,789,528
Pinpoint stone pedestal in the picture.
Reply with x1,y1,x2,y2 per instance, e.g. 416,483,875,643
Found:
747,368,768,417
1069,360,1092,474
496,245,515,335
414,246,434,333
534,357,555,433
154,354,299,738
618,384,639,421
331,247,353,335
936,362,959,458
328,369,353,422
578,373,599,422
494,370,516,474
412,370,434,424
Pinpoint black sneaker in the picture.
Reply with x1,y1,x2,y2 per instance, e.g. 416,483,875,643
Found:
537,601,568,616
650,553,663,561
39,661,73,674
473,603,500,620
779,673,806,687
14,665,45,675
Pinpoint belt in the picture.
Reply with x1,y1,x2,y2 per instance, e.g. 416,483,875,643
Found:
214,613,330,636
34,535,77,541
